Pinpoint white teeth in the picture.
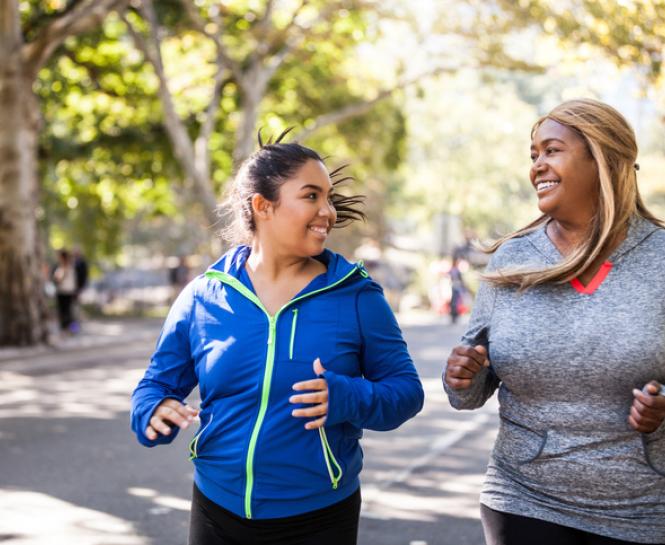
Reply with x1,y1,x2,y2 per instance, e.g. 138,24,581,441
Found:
536,180,559,191
309,226,327,235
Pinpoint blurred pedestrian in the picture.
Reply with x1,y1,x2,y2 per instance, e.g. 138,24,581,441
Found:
169,255,190,302
70,247,89,333
448,256,468,324
444,99,665,545
131,130,424,545
73,247,89,296
52,249,77,333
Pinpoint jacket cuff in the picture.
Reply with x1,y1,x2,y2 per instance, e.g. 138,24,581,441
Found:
323,370,354,427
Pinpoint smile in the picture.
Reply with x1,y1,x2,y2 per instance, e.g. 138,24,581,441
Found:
536,180,560,193
308,225,328,236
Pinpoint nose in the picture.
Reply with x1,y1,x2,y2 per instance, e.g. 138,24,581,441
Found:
319,201,336,225
319,200,334,216
530,153,546,177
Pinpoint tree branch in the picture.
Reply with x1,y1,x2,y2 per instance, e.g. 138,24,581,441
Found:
22,0,129,75
179,0,242,81
293,66,459,141
122,1,219,225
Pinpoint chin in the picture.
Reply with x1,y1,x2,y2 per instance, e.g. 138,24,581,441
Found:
536,197,557,217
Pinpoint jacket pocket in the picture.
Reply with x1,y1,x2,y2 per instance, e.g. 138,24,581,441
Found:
318,427,344,489
188,413,214,460
493,415,547,465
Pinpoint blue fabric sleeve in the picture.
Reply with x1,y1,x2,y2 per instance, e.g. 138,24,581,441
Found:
130,283,199,447
324,282,424,430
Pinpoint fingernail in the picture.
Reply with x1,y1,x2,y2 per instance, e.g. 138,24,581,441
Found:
633,388,641,396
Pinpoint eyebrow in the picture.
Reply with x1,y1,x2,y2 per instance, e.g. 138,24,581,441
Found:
300,184,332,193
531,137,566,149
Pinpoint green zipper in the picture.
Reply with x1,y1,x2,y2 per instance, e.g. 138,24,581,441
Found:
318,428,343,488
188,413,214,460
289,308,299,360
204,264,362,519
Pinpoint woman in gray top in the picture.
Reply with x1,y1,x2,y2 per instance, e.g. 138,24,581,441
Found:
443,98,665,545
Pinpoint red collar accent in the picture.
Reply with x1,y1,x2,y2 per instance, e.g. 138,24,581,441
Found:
570,261,613,295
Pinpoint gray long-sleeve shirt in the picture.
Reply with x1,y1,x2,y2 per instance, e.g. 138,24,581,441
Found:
444,215,665,544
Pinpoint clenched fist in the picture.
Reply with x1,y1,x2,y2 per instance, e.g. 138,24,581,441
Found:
629,381,665,433
146,398,199,440
444,345,490,390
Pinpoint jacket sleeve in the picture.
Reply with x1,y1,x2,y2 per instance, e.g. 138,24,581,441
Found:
130,283,199,447
323,282,424,430
443,263,500,410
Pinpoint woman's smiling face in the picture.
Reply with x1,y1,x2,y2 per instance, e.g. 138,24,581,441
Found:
529,118,599,224
259,159,337,256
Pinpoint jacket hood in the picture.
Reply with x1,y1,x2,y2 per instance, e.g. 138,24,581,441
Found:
207,246,363,287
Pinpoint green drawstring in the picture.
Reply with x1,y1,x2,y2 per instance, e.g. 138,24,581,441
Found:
289,308,299,360
356,260,369,278
318,428,343,489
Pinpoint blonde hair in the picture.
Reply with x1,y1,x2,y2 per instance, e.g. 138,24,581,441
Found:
484,98,664,290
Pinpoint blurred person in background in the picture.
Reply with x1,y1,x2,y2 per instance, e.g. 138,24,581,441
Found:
448,255,468,324
131,131,424,545
52,249,77,333
169,255,190,303
444,99,665,545
70,247,89,333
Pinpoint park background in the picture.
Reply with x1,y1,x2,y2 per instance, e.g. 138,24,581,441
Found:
2,0,665,345
1,2,665,545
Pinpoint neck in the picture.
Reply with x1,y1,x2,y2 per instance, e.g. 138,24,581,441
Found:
547,217,593,256
247,239,311,281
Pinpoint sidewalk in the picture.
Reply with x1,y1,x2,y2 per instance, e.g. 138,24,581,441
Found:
0,318,163,365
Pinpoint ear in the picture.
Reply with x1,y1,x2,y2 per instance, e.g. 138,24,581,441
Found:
250,193,273,221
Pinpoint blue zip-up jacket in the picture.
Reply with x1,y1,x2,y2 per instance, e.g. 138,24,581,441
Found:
131,246,424,519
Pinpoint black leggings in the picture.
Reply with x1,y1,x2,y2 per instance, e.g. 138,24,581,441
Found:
481,504,663,545
189,484,361,545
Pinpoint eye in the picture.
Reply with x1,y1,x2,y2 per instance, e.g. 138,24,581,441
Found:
545,147,559,154
530,153,538,163
305,192,318,200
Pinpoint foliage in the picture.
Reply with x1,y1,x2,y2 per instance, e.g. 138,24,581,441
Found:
497,0,665,82
32,0,411,266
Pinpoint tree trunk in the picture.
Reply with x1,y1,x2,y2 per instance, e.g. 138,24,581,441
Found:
0,55,49,345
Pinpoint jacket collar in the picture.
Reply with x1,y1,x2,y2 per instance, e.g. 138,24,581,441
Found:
207,246,360,287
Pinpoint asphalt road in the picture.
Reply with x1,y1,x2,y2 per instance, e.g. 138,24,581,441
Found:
0,314,498,545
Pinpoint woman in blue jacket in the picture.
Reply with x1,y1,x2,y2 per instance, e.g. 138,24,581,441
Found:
130,131,424,545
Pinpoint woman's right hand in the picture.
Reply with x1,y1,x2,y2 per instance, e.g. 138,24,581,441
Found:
146,398,199,440
444,345,490,390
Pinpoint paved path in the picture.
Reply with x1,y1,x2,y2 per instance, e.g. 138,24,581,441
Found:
0,313,497,545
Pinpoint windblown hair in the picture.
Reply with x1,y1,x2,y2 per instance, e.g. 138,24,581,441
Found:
484,98,664,290
220,128,365,244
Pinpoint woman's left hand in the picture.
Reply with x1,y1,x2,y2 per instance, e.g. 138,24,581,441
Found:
629,381,665,433
290,358,328,430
